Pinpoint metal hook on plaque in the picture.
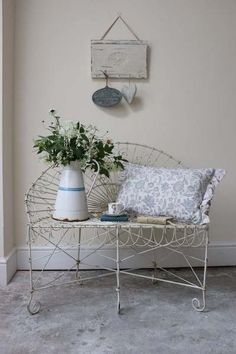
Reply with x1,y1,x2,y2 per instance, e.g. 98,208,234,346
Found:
92,71,122,108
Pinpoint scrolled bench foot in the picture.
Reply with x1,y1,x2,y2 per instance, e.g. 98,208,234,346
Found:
192,290,206,312
27,296,41,315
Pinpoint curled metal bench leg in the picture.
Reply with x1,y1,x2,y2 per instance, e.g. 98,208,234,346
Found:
75,229,83,284
116,227,121,315
192,290,206,312
27,291,41,315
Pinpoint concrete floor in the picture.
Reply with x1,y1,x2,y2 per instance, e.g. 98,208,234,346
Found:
0,268,236,354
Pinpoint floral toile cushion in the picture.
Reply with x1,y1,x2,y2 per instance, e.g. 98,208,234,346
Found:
116,164,225,224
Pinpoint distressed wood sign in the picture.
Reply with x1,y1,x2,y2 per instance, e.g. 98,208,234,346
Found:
91,15,148,79
91,40,148,79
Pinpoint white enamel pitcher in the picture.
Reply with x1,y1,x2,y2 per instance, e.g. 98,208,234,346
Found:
53,161,98,221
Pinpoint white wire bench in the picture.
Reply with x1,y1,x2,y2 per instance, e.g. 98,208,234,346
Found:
25,143,209,315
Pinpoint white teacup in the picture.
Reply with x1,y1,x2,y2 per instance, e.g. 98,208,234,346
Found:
108,202,124,215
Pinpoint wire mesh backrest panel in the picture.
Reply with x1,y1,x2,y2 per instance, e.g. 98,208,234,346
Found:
25,143,184,221
116,142,183,168
25,167,60,224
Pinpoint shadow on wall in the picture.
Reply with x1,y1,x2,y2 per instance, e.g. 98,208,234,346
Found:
94,96,144,118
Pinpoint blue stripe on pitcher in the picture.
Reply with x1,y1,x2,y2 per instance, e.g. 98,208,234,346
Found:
58,186,85,192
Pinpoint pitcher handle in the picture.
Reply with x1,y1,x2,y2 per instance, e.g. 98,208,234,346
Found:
87,160,100,198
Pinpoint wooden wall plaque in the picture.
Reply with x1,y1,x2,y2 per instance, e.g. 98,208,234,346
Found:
91,40,148,79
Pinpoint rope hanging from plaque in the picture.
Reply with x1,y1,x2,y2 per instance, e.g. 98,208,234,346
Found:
92,71,122,107
100,15,141,41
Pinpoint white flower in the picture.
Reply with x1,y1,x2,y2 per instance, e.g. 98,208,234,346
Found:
59,120,77,139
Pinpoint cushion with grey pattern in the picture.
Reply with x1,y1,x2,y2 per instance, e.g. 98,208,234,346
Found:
116,164,225,224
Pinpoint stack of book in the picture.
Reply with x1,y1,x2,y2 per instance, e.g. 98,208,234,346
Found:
100,213,129,222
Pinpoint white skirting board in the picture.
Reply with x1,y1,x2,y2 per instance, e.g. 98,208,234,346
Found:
0,248,17,286
0,243,235,285
17,242,236,270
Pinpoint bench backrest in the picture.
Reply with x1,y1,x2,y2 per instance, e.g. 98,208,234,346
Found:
25,143,183,222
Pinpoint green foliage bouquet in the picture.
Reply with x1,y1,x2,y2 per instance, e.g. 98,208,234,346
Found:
34,110,126,177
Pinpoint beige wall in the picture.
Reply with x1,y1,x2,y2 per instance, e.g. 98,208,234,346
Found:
0,0,14,257
14,0,236,247
2,0,14,255
0,0,3,257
